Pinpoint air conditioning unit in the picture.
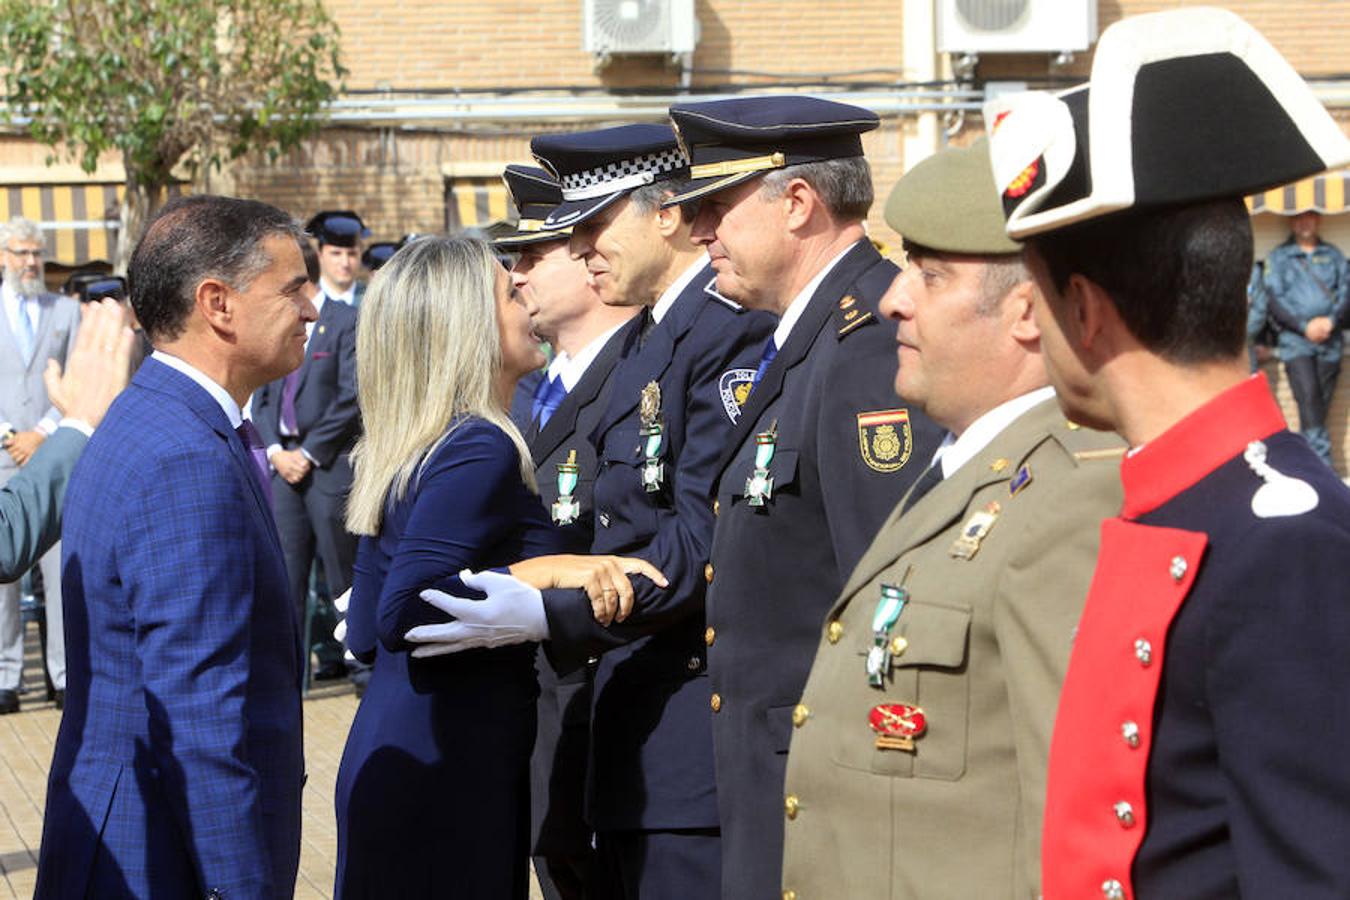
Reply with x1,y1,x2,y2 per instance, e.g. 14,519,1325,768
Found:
937,0,1097,55
583,0,698,57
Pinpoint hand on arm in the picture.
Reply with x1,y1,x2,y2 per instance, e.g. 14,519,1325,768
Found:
1304,315,1335,343
405,557,667,657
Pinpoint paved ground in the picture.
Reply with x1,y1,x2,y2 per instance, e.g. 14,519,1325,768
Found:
0,622,544,899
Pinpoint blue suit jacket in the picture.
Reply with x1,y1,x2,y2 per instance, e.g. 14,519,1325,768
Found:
36,357,304,900
542,266,775,831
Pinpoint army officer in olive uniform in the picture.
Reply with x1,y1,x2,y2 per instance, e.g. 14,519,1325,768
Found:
779,142,1125,899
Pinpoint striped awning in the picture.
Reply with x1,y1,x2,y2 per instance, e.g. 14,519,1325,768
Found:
1247,170,1350,216
445,178,515,233
0,182,188,265
0,184,125,265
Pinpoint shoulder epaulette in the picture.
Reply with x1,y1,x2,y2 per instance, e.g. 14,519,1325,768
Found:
1055,418,1128,461
835,293,874,339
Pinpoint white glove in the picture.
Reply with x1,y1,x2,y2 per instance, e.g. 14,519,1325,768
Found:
333,587,351,614
405,568,550,658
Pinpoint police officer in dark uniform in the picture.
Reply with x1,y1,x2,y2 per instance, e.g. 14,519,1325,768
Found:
306,210,369,307
497,163,640,900
661,95,943,899
406,125,773,898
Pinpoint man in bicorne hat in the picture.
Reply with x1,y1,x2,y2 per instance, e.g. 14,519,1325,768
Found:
986,8,1350,896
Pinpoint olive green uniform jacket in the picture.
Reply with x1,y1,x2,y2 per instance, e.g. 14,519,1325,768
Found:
780,397,1125,900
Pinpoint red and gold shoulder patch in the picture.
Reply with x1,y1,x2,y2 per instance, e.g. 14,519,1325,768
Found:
857,408,913,473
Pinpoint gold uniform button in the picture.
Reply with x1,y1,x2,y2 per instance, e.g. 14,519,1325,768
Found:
792,704,809,727
705,626,716,647
705,563,714,584
784,794,800,820
710,692,722,713
713,499,720,516
783,892,797,900
826,621,844,644
890,636,908,656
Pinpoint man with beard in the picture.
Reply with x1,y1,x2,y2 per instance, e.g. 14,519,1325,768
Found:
0,216,80,713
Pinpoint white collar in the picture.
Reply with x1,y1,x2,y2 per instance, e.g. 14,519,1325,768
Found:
319,278,356,306
555,319,627,391
151,350,243,428
931,386,1057,479
651,257,706,325
773,241,856,349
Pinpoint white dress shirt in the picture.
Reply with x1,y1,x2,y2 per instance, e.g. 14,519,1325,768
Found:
151,350,243,429
930,386,1057,479
319,278,357,307
651,257,708,326
553,320,628,392
773,242,855,349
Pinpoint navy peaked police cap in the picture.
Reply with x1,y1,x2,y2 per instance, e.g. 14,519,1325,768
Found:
306,210,371,247
665,95,879,205
531,124,689,230
495,165,573,248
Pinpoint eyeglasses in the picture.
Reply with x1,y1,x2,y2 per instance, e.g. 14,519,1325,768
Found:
4,247,43,259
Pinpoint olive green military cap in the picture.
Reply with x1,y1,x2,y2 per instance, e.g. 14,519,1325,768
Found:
884,138,1021,255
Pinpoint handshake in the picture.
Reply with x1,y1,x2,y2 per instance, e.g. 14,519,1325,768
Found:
334,554,667,657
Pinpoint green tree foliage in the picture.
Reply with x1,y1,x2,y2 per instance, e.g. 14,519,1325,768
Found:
0,0,346,270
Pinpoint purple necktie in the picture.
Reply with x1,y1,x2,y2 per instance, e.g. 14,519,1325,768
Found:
281,369,300,434
236,419,273,505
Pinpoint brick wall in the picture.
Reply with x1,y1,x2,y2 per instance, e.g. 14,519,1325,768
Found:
326,0,906,91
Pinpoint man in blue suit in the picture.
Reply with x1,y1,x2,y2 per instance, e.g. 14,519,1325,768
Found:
36,195,315,899
410,125,774,897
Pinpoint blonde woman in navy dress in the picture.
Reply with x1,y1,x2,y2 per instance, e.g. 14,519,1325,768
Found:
334,237,660,898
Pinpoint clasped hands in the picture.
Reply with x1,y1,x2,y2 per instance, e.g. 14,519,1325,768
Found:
404,555,667,658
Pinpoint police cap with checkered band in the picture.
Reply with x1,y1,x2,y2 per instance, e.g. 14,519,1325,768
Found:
531,124,690,230
494,165,573,248
663,95,879,206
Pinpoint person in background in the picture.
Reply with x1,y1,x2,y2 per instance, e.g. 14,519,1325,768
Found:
253,239,360,684
333,235,660,899
0,216,80,714
308,210,370,307
1264,209,1349,467
0,299,133,582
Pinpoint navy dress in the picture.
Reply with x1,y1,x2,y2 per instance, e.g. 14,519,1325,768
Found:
334,418,563,899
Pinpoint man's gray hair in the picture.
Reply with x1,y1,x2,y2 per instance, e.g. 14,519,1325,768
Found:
0,217,44,248
629,175,700,219
759,157,875,222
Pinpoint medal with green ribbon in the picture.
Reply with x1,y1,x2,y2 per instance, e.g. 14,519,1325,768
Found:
866,582,909,688
639,381,665,493
552,449,580,526
745,420,777,507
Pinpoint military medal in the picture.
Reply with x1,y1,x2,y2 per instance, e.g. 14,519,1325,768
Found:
869,702,927,752
950,501,1000,560
639,381,665,493
745,420,777,507
866,582,908,688
551,449,580,526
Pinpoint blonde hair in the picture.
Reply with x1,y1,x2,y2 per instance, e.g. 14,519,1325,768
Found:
346,235,536,536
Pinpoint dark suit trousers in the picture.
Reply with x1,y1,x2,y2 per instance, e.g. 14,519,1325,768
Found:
272,461,356,665
593,828,721,900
